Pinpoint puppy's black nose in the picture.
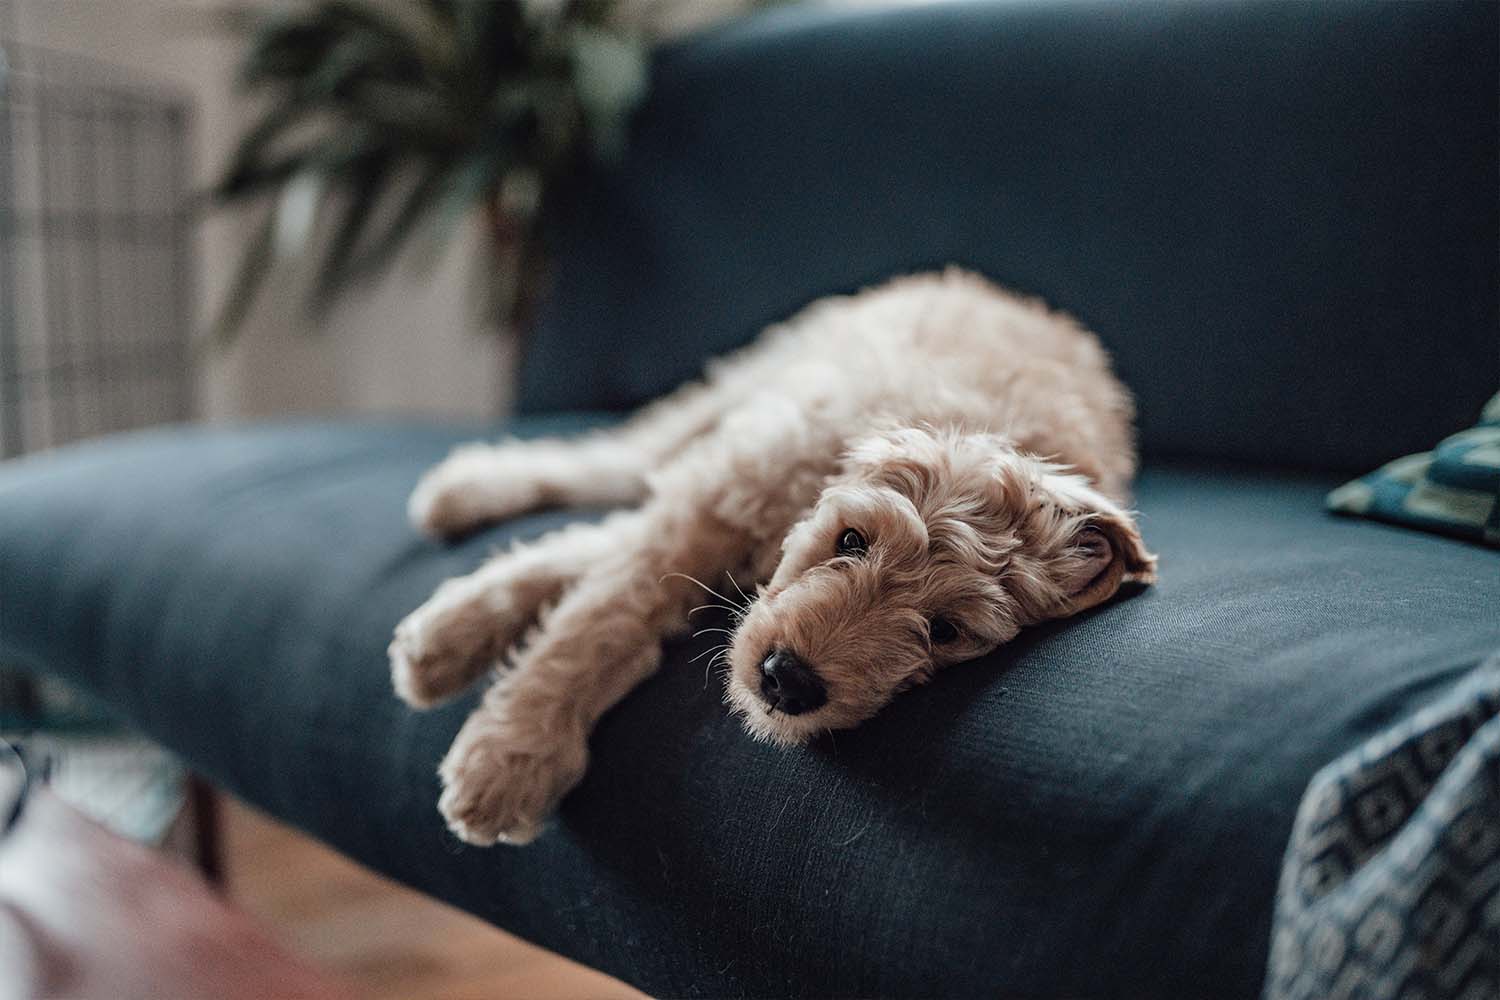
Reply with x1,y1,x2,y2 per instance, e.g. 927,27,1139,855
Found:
759,649,826,716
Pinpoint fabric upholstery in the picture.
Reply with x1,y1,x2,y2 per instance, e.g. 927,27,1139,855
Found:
2,420,1497,997
1328,391,1500,548
521,0,1499,475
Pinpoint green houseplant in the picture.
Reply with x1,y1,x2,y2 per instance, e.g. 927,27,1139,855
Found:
212,0,651,337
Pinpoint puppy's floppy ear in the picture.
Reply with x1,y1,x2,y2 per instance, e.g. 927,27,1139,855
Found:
1038,475,1157,619
1054,511,1156,616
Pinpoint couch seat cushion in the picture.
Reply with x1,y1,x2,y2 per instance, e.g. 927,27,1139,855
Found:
1,419,1497,997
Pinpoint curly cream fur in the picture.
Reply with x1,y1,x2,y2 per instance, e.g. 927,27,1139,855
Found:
391,268,1156,845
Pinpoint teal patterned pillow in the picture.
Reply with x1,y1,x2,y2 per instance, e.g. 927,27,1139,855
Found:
1327,391,1500,548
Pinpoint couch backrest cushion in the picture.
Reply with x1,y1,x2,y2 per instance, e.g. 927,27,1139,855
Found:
519,0,1499,474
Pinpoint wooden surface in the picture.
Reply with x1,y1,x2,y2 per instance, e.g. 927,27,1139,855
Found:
222,797,643,1000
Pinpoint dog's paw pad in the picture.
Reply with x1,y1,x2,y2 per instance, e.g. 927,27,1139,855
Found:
388,606,500,709
437,723,588,847
407,445,543,540
390,631,447,709
439,785,546,846
407,473,476,540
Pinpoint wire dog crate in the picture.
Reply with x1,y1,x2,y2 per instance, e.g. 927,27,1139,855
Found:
0,39,194,458
0,34,199,848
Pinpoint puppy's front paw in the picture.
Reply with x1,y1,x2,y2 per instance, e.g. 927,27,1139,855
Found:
408,443,542,540
390,581,507,709
389,623,486,711
437,711,589,846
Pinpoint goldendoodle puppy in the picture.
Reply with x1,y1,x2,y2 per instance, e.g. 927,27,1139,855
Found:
391,268,1156,845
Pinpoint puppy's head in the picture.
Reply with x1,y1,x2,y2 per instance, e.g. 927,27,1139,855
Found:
725,427,1156,745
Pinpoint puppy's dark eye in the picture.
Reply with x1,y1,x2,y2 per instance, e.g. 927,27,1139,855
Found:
928,616,960,645
836,528,867,557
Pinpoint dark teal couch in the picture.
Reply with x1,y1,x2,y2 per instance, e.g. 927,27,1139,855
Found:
2,3,1497,996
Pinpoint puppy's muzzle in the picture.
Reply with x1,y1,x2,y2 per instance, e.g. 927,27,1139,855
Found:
759,649,826,716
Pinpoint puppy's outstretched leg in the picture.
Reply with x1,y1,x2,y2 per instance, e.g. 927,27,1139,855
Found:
409,377,741,539
390,514,629,708
427,392,838,844
434,495,756,845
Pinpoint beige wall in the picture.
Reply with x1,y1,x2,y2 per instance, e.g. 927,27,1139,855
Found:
6,0,511,423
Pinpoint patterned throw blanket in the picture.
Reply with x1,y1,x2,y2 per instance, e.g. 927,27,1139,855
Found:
1265,654,1500,999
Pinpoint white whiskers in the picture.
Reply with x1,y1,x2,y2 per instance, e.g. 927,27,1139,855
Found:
661,572,752,690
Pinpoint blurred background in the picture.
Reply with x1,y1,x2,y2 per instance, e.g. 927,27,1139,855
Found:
5,0,519,442
0,0,782,448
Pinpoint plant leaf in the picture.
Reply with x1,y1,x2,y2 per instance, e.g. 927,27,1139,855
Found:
213,100,314,199
341,158,454,281
310,155,395,310
213,205,279,341
239,12,340,87
336,80,473,148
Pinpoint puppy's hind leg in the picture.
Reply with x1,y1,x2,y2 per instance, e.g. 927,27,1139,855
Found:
390,513,629,708
408,436,644,540
409,374,747,540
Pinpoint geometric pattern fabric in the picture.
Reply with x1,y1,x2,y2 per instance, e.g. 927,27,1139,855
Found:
1328,391,1500,548
1266,654,1500,1000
